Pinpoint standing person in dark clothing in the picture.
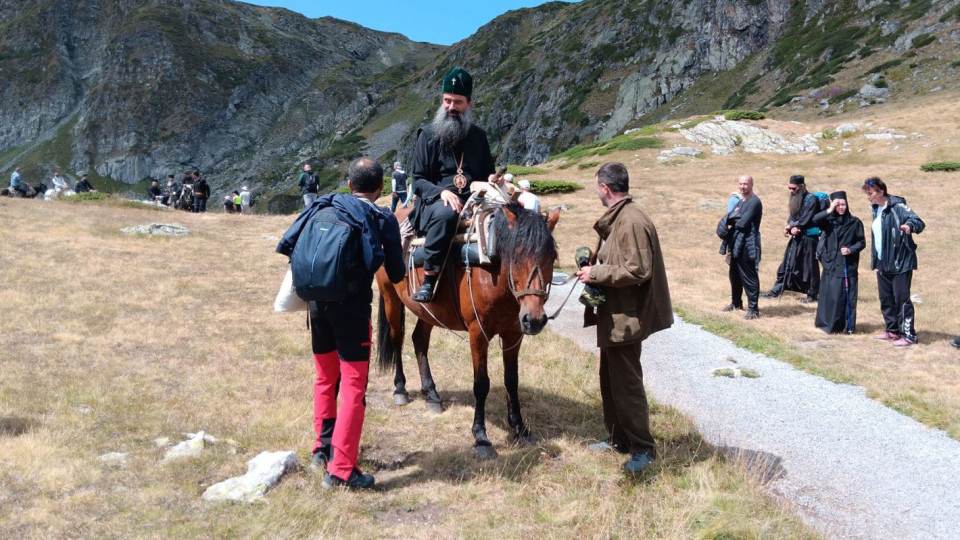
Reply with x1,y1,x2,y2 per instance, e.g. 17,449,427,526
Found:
813,192,866,334
390,161,408,212
761,174,821,303
163,175,180,207
722,174,764,319
75,174,96,193
192,171,209,212
297,164,319,208
147,180,162,202
409,66,498,302
277,157,405,490
862,177,925,348
576,162,673,474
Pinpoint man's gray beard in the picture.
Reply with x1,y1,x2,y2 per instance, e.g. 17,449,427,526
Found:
788,190,806,218
431,105,472,147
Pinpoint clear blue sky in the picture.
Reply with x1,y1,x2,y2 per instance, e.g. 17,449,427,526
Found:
239,0,578,46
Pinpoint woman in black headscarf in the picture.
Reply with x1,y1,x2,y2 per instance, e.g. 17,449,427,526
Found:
813,191,866,333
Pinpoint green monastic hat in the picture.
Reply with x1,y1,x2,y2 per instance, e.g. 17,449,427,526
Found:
442,67,473,99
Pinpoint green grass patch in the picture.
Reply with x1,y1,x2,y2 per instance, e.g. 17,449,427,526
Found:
920,161,960,172
506,165,549,176
61,192,111,203
578,161,601,170
910,33,936,49
713,110,765,121
528,180,581,195
864,59,904,75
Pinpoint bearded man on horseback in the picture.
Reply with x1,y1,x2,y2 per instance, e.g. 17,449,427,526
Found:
408,66,500,302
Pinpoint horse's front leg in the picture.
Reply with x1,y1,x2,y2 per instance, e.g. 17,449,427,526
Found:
469,331,496,459
411,319,443,413
501,326,535,446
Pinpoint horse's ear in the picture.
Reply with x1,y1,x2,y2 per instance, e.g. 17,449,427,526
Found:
502,206,518,229
545,207,560,232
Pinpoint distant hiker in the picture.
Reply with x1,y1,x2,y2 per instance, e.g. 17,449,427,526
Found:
721,174,763,319
75,174,96,193
193,171,209,213
148,180,163,202
862,177,925,348
516,179,540,212
298,164,319,207
233,190,242,212
408,66,498,302
9,167,33,197
276,156,404,490
812,192,865,334
390,161,408,212
761,174,821,303
222,194,235,213
163,175,180,206
46,171,73,200
240,186,251,214
576,162,673,475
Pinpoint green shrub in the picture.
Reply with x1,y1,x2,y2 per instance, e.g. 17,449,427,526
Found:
920,162,960,172
528,180,582,195
864,59,903,75
951,60,960,69
506,165,549,176
822,129,838,140
715,110,766,121
910,33,936,49
578,161,601,170
63,191,110,203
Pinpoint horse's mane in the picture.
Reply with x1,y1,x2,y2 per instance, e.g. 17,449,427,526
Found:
492,201,557,268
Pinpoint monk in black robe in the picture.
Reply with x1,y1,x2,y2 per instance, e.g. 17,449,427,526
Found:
813,191,865,333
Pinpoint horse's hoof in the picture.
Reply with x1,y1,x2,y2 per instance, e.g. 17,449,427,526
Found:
474,444,497,460
425,401,444,414
393,393,410,406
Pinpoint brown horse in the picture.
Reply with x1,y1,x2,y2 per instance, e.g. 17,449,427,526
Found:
375,201,560,458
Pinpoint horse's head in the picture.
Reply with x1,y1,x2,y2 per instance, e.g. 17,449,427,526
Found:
494,202,561,335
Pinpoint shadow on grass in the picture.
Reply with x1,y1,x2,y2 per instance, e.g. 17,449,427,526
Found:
365,386,720,491
0,415,37,436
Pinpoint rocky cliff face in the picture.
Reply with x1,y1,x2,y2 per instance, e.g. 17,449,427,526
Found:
1,0,957,207
0,0,441,194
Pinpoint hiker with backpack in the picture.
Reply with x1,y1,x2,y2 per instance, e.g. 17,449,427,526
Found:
276,157,404,490
761,174,824,303
297,163,319,207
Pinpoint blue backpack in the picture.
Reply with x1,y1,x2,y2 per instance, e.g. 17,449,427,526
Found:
805,191,831,236
290,205,364,302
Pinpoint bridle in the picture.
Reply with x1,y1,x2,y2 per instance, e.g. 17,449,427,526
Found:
507,262,550,300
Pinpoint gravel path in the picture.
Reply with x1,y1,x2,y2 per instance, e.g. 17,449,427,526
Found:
545,279,960,540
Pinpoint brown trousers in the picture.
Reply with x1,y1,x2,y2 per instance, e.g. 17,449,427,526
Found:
599,341,656,456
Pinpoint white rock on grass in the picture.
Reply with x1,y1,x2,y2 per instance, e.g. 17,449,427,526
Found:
121,223,189,236
202,451,300,503
162,431,207,463
99,452,129,468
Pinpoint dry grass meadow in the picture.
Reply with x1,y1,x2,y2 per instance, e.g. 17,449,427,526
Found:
2,91,958,539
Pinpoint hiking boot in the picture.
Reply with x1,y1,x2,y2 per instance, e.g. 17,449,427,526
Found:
587,439,629,454
799,296,817,304
321,468,375,490
311,448,330,469
951,337,960,349
721,303,743,312
760,288,781,299
873,331,899,341
623,452,656,474
890,337,914,348
743,309,759,320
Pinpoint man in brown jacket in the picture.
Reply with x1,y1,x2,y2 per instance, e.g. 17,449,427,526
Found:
576,161,674,474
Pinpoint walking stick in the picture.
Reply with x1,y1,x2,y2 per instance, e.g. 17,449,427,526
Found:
842,256,852,334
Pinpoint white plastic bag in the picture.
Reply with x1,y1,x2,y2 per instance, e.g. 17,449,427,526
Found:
274,267,308,312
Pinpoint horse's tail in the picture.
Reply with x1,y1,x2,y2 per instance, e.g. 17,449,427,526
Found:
377,294,404,373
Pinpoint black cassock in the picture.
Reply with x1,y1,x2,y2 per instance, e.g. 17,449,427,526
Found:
813,209,866,333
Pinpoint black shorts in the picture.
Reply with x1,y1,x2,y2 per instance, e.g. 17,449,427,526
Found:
309,302,371,361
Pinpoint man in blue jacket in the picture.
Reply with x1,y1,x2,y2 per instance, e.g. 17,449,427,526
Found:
277,157,404,489
862,177,925,348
